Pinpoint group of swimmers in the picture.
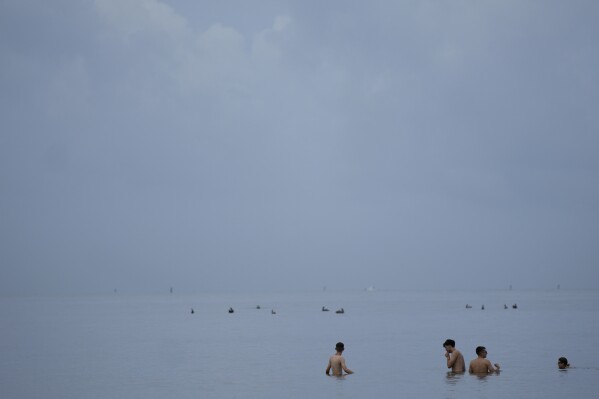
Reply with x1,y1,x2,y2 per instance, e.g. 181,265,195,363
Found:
325,339,571,377
443,339,570,373
443,339,500,373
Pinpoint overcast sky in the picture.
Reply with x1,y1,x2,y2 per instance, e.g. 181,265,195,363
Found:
1,0,598,295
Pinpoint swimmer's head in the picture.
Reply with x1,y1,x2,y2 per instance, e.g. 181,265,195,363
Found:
443,339,455,349
335,342,345,351
475,346,487,356
558,357,569,369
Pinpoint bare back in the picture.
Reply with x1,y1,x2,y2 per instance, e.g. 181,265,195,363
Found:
326,354,352,376
469,358,497,374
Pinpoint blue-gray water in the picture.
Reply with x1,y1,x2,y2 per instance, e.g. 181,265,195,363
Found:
1,290,598,398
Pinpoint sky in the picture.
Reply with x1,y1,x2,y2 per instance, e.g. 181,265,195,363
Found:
1,0,598,296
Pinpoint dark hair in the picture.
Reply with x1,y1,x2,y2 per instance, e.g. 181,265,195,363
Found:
443,339,455,348
335,342,345,351
475,346,486,355
558,357,568,365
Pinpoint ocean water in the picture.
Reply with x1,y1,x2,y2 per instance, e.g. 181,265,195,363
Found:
1,289,598,398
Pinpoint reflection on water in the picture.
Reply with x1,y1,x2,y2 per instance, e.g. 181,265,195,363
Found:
473,373,491,382
445,371,464,386
444,369,508,399
444,371,465,399
329,374,349,380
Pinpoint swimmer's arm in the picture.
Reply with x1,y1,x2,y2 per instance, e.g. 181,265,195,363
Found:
341,357,354,374
326,359,332,375
446,352,456,368
485,359,499,372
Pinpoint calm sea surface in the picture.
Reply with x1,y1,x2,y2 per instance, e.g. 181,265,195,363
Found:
1,290,598,398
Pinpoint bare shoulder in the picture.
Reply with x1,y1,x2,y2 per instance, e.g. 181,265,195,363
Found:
330,354,342,362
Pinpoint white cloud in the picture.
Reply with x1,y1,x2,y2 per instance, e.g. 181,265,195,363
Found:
163,22,250,100
272,15,291,32
94,0,189,42
251,15,293,67
93,1,295,101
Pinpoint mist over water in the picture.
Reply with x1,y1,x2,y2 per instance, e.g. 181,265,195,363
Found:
1,289,597,398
